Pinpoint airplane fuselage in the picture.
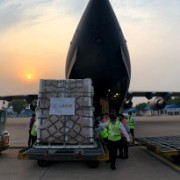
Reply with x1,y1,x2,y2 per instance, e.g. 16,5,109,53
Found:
65,0,131,113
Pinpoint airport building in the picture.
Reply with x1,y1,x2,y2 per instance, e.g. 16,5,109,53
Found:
143,104,180,116
123,105,180,116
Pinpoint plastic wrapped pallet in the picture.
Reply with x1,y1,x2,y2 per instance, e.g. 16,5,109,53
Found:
36,79,95,147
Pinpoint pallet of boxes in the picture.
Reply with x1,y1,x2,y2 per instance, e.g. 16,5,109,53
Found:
18,79,108,167
36,78,94,147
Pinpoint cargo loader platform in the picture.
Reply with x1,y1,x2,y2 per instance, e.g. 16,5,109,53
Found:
18,139,109,167
137,136,180,156
137,135,180,171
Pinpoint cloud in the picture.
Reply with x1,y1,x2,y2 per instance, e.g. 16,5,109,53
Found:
113,0,180,22
0,0,88,32
52,0,87,14
1,0,180,31
0,2,24,31
0,1,42,32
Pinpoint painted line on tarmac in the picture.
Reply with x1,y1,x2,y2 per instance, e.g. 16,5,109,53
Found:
140,147,180,172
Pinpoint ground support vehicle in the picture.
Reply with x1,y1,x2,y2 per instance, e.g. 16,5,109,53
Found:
18,138,109,167
0,109,10,153
137,135,180,170
0,131,10,153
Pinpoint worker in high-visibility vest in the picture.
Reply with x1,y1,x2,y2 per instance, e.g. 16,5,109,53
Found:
94,115,108,149
96,113,130,170
117,113,130,159
128,112,136,144
102,113,110,123
31,120,37,146
99,126,108,149
27,113,36,146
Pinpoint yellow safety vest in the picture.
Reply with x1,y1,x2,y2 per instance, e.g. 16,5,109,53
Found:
128,117,135,129
31,123,37,136
108,121,121,141
99,127,108,139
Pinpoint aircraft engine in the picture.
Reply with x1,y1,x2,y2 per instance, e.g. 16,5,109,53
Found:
148,97,166,110
123,100,133,109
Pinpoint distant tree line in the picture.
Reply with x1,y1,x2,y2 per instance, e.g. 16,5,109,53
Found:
7,97,180,116
8,99,28,116
167,97,180,106
135,103,147,111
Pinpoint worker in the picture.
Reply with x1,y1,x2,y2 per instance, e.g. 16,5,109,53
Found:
94,115,108,150
27,113,36,146
117,113,130,159
94,115,101,128
102,113,110,123
98,125,108,150
96,113,130,170
128,112,136,144
31,118,37,146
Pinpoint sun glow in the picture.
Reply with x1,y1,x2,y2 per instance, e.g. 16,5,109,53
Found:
27,74,32,80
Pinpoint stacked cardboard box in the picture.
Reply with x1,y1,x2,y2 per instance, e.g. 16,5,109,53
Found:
36,79,94,146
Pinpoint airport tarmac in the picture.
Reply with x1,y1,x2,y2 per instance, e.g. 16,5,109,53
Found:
0,116,180,180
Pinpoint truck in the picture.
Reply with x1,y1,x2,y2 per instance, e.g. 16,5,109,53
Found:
0,109,10,153
18,79,109,167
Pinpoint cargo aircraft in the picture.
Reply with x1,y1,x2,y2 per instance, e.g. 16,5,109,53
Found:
0,0,180,113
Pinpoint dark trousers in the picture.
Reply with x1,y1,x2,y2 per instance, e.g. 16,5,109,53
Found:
130,129,135,143
101,137,108,151
28,130,33,146
31,135,37,145
108,140,120,167
119,137,128,158
28,130,37,146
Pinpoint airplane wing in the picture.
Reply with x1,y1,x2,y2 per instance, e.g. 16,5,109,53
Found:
125,91,180,110
0,94,38,103
127,91,180,100
0,91,180,111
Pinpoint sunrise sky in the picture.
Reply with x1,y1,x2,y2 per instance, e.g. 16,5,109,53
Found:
0,0,180,104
